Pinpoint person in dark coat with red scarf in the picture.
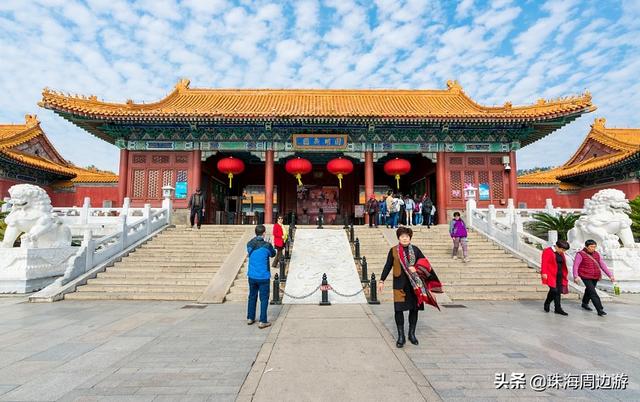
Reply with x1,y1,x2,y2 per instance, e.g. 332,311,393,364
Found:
541,239,570,315
379,227,442,348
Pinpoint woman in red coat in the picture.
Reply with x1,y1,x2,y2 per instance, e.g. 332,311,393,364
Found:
271,215,287,268
540,239,571,315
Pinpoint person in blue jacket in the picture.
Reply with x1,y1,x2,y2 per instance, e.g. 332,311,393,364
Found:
246,224,276,328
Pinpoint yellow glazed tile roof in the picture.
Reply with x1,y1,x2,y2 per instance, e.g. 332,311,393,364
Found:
518,118,640,185
0,116,118,183
0,149,76,176
40,79,595,121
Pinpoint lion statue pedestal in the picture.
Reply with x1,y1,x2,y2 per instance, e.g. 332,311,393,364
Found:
568,189,640,293
0,184,77,293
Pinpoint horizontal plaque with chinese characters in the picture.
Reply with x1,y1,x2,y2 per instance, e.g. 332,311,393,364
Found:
292,134,348,150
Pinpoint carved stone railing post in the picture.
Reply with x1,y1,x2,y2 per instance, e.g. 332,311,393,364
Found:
143,204,152,236
548,230,558,247
83,229,94,269
511,218,519,251
544,198,556,216
80,197,91,225
122,197,131,218
465,197,476,227
487,205,496,237
119,213,128,248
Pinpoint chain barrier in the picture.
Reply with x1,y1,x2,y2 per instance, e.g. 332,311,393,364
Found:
281,284,321,300
329,284,367,298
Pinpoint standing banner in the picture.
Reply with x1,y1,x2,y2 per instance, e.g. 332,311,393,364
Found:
479,183,490,201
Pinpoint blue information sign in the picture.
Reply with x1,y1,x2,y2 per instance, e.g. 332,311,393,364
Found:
175,181,187,199
479,183,490,201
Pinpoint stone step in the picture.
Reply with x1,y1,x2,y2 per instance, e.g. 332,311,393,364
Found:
87,277,211,286
447,292,549,301
107,266,218,273
445,285,548,293
76,284,207,293
65,292,199,301
98,272,214,279
118,257,226,263
441,278,541,286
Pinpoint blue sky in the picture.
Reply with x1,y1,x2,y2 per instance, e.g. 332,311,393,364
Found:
1,0,639,173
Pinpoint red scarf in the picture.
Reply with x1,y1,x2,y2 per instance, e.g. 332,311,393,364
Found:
397,246,443,310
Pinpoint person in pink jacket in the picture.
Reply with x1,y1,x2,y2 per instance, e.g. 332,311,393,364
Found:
573,239,615,316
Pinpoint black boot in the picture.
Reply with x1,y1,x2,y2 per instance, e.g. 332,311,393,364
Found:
396,324,405,348
408,323,419,345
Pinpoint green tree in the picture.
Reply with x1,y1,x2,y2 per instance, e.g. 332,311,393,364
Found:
0,200,8,242
629,195,640,241
527,212,581,241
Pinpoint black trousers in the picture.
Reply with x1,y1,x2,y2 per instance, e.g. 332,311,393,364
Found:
272,246,284,268
190,208,204,228
581,278,604,312
544,287,563,311
368,212,377,227
394,309,418,327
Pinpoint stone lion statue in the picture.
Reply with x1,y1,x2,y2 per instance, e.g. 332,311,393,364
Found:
568,189,637,253
1,184,71,249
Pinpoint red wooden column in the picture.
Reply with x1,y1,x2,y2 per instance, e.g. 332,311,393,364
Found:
192,150,202,192
509,151,518,203
364,151,374,225
436,151,447,224
264,150,274,224
117,149,129,206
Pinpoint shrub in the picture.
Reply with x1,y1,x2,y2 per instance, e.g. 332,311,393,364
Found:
528,212,581,241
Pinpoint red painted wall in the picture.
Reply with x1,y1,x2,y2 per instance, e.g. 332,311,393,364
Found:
518,180,640,208
1,178,118,207
50,185,119,207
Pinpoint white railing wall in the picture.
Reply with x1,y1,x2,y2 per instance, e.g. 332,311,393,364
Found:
57,196,172,286
466,196,588,294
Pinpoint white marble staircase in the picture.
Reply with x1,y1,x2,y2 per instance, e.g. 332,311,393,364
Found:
65,225,247,301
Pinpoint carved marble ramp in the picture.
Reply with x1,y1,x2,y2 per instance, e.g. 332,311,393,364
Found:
283,229,366,304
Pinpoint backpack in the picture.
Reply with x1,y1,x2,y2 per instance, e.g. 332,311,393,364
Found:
413,202,421,213
390,199,400,213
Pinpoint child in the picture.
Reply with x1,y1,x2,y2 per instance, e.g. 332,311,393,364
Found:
449,212,469,263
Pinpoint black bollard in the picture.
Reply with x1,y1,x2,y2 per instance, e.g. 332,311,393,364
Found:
361,256,368,283
349,224,355,243
285,241,291,260
319,273,331,306
354,238,361,260
368,272,380,304
288,226,294,243
279,257,287,283
270,273,282,305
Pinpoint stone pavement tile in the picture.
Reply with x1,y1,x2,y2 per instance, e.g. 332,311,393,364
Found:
283,304,365,319
0,360,62,384
253,371,424,402
0,385,18,396
265,337,405,372
204,394,236,402
24,342,101,362
153,395,208,402
278,317,379,338
136,386,191,395
0,371,96,401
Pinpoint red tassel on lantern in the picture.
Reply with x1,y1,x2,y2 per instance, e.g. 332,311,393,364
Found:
285,157,312,186
327,157,353,189
217,156,245,188
384,158,411,189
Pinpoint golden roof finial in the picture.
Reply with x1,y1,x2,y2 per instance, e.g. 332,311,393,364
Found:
503,101,512,109
593,117,606,129
446,80,462,93
24,114,39,126
126,99,134,106
176,78,191,91
583,90,592,101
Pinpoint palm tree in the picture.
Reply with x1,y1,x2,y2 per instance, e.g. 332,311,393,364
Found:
528,212,581,241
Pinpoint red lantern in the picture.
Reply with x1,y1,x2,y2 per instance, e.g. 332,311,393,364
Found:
326,157,353,189
217,156,245,188
384,158,411,189
285,157,312,186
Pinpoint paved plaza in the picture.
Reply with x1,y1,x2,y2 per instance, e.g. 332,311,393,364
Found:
0,296,639,401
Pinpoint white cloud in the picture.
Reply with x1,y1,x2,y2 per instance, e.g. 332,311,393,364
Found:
0,0,638,173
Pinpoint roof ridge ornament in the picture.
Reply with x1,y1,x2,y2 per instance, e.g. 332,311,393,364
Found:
446,80,463,93
24,114,39,127
176,78,191,91
593,117,606,130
